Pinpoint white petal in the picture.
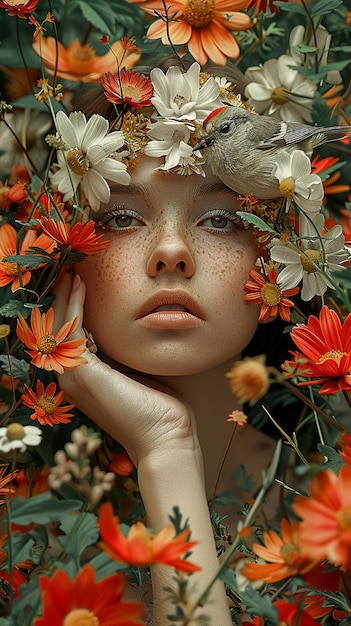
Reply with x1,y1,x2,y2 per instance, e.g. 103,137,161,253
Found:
81,114,109,152
56,111,80,147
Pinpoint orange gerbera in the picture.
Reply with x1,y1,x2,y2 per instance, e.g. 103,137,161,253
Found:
242,518,315,584
40,218,110,256
102,69,153,108
98,501,201,573
33,565,144,626
0,223,53,292
311,155,350,196
16,307,87,374
293,464,351,568
130,0,254,65
0,0,39,17
22,380,75,426
242,601,320,626
0,466,17,504
226,355,270,403
32,37,140,83
286,306,351,394
244,268,299,322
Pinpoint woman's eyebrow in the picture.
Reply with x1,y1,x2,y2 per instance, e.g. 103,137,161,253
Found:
194,182,235,197
109,182,145,196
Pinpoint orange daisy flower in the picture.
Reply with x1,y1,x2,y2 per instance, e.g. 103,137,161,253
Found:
242,601,320,626
286,306,351,394
130,0,254,65
242,518,315,584
311,155,350,196
33,565,144,626
0,466,17,504
294,566,351,622
40,218,110,256
22,380,75,427
0,0,39,18
16,307,87,374
293,464,351,568
0,223,53,292
102,69,153,108
226,355,270,403
98,501,201,573
32,37,140,83
244,268,299,322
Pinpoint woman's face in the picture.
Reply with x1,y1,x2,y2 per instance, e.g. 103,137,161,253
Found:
78,157,260,376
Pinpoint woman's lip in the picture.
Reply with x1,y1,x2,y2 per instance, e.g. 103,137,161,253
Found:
136,311,203,329
135,290,206,321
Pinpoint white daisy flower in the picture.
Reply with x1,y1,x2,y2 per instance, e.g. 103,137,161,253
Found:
289,25,342,86
244,55,317,123
51,111,131,212
0,109,52,176
273,150,324,215
150,62,222,122
145,119,200,171
270,214,350,301
0,423,42,453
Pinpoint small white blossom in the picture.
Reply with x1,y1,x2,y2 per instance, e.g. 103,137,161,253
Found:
51,111,131,212
270,214,350,301
0,423,42,453
244,55,317,123
273,150,324,215
145,119,198,170
150,62,222,122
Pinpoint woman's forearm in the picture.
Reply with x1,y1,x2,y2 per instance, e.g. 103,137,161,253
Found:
138,447,232,626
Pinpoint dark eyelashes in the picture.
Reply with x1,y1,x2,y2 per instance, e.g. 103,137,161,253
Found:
95,205,127,229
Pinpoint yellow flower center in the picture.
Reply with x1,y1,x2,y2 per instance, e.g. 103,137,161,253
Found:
6,423,25,441
337,507,351,530
37,395,56,414
4,0,29,5
271,86,288,105
261,282,281,306
280,542,299,565
317,349,347,365
66,149,89,176
36,333,58,354
0,260,23,277
173,94,188,108
0,324,10,339
300,249,321,273
123,84,144,101
183,0,216,28
63,609,99,626
279,176,295,197
67,43,96,75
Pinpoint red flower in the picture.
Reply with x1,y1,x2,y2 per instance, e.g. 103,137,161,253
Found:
0,466,17,504
244,268,299,322
286,306,351,394
245,0,285,15
102,69,153,108
16,306,87,374
293,464,351,568
98,501,201,573
109,451,134,477
0,0,39,18
242,601,320,625
33,565,144,626
22,380,75,426
40,218,110,255
338,431,351,465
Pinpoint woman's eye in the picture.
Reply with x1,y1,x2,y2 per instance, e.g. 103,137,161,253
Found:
96,208,143,231
199,211,244,232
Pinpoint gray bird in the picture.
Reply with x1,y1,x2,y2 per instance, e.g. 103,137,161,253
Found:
193,106,351,200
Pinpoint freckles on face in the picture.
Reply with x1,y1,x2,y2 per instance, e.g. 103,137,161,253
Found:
78,158,260,375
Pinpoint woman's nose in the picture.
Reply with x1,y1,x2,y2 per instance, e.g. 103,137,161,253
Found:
146,228,195,278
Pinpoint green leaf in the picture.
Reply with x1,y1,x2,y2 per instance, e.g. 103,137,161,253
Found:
3,254,55,268
240,587,279,623
236,212,277,234
8,493,83,524
0,355,30,382
0,299,31,318
310,0,344,16
233,464,257,493
76,0,116,33
295,44,317,53
317,444,344,472
58,511,99,558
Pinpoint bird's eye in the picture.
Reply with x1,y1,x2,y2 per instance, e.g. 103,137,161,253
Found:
220,122,231,134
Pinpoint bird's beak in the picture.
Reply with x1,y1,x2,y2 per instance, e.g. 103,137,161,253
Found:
193,136,213,151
